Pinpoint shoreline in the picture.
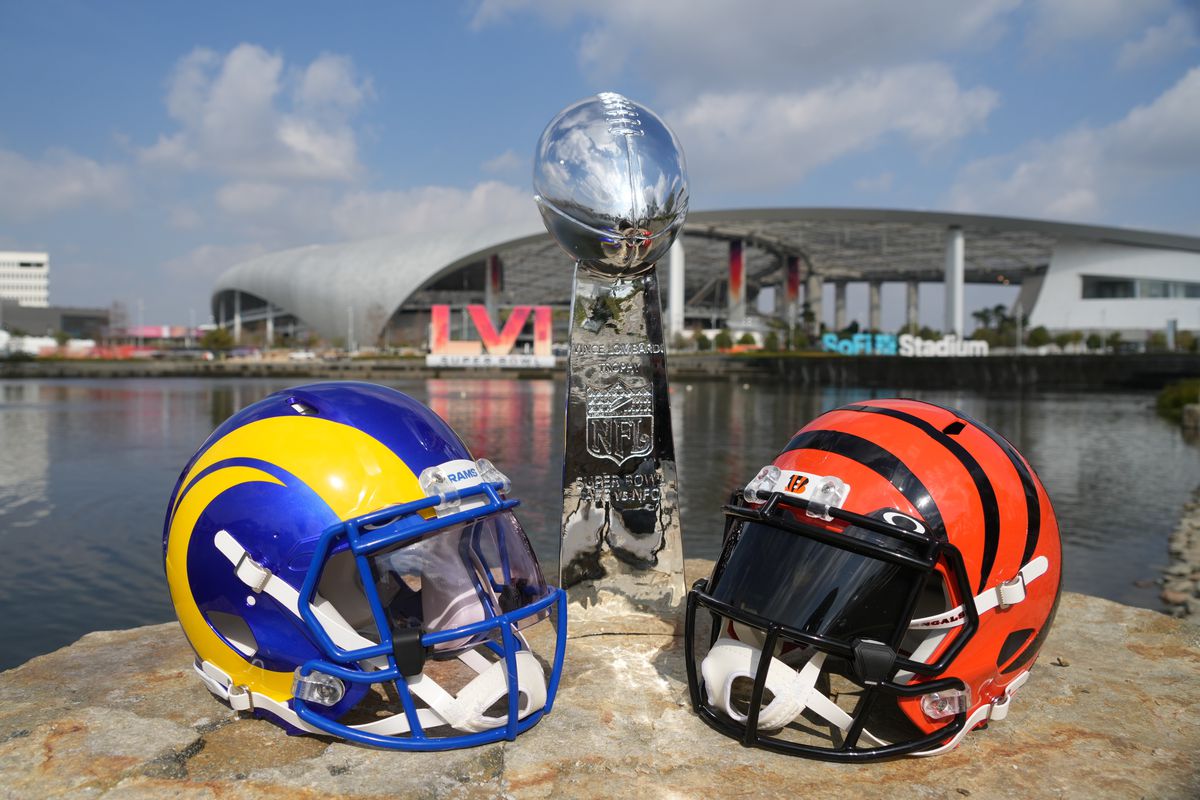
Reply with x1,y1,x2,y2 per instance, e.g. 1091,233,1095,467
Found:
1163,484,1200,622
2,350,1198,390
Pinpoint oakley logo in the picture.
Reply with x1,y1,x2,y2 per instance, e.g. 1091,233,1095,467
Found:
883,511,926,534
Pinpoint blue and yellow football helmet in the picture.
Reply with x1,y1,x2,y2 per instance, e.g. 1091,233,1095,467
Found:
163,381,566,749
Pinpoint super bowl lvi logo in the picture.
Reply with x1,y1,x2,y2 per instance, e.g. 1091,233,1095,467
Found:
585,379,654,465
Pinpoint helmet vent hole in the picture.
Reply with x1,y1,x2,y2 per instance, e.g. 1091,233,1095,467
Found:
997,628,1034,667
942,421,965,435
207,610,259,657
288,399,318,415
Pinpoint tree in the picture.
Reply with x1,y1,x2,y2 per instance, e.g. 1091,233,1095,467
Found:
737,332,756,346
1027,326,1051,348
764,331,780,351
1105,331,1122,351
1085,333,1103,351
971,308,994,330
694,331,712,351
714,329,734,350
201,327,235,353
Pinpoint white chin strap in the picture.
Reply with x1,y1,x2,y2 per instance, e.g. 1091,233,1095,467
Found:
195,649,547,737
700,637,887,747
202,530,547,738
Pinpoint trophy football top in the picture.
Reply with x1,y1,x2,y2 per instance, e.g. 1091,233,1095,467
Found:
533,92,689,279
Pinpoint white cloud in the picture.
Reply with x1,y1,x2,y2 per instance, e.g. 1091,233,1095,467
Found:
948,66,1200,221
472,0,1017,98
330,181,539,241
668,64,997,193
168,206,204,231
0,147,128,219
141,44,369,182
1108,66,1200,167
163,242,269,281
1117,11,1199,70
1025,0,1175,51
855,172,895,193
215,182,288,216
482,149,524,175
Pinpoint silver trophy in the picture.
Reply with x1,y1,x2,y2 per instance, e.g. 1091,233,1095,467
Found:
534,93,688,624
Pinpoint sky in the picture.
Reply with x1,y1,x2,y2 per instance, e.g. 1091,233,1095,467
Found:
1,0,1198,326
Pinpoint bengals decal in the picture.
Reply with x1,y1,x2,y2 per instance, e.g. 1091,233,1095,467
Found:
786,474,810,494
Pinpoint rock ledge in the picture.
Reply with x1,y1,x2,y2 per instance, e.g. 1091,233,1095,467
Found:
2,590,1198,799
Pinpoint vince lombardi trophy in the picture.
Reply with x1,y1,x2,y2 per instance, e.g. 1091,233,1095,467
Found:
534,93,689,626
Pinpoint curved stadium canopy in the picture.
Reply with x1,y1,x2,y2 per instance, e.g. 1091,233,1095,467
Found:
212,208,1200,345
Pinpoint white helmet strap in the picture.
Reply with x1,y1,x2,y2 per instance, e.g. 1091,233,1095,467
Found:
700,637,887,746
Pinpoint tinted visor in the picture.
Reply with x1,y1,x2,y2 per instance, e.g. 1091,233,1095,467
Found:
369,510,552,654
708,514,924,646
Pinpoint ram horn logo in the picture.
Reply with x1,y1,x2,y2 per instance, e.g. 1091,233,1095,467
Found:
585,380,654,465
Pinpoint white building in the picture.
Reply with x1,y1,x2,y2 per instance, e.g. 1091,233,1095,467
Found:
1019,240,1200,336
0,251,49,308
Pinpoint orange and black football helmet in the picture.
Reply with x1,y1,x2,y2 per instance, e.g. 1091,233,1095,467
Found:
685,399,1062,761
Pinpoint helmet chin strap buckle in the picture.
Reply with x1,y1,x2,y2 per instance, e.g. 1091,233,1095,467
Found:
391,627,427,678
234,551,272,594
996,573,1027,610
851,639,897,686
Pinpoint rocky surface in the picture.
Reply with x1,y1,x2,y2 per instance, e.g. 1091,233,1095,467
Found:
2,562,1199,799
1163,485,1200,622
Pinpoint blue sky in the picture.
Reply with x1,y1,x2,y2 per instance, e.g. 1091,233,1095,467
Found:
1,0,1197,325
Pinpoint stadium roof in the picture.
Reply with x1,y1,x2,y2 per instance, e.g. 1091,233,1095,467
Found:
213,208,1200,342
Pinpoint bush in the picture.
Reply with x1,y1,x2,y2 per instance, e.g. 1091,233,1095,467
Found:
763,332,780,351
1157,379,1200,422
694,331,712,351
1027,326,1051,347
1085,333,1103,351
737,332,756,346
714,329,734,349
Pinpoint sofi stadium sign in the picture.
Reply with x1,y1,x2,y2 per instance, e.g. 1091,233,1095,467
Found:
821,332,989,357
427,305,555,368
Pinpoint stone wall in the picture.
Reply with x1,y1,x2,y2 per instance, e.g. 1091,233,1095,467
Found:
2,581,1198,798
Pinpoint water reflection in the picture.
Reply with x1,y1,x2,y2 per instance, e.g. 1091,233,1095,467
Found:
0,377,1195,671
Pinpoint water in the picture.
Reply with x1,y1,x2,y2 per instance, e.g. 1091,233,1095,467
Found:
1,377,1196,671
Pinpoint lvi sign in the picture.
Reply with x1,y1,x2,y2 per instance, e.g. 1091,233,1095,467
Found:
427,305,556,368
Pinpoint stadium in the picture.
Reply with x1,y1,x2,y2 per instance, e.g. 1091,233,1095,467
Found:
211,208,1200,351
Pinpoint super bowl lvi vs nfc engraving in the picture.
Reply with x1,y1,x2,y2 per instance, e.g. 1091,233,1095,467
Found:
533,92,689,616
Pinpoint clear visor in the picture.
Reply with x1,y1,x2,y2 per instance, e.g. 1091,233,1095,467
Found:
368,510,552,654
